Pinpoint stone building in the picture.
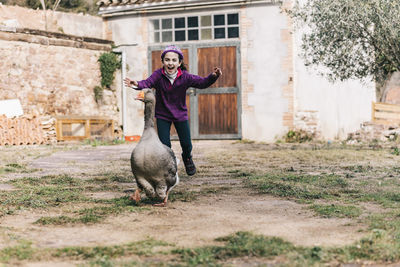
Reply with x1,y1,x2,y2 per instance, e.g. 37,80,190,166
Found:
97,0,375,142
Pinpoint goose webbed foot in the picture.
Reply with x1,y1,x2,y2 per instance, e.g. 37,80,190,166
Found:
153,191,169,207
129,189,141,203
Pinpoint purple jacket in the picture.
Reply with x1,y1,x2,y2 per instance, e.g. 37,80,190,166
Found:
137,68,219,122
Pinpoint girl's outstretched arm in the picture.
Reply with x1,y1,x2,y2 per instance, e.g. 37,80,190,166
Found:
124,77,138,88
137,70,161,89
189,67,222,89
212,67,222,77
124,70,161,90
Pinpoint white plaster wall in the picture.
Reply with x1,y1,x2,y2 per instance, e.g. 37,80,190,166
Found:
107,15,148,136
243,2,375,141
293,25,376,140
242,4,291,142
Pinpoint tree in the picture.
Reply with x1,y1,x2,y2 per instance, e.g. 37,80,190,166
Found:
287,0,400,101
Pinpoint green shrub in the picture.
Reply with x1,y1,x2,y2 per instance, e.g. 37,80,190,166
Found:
285,129,314,143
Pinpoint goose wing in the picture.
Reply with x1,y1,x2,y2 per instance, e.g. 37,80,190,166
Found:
162,145,178,188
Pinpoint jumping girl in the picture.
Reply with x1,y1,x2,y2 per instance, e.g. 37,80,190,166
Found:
124,45,222,176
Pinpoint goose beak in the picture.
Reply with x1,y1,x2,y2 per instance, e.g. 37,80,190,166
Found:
135,91,145,101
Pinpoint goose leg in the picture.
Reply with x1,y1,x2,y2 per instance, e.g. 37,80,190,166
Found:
129,188,141,203
153,191,169,207
133,177,157,200
153,184,168,207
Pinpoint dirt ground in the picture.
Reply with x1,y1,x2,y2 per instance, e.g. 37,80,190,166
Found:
0,140,373,265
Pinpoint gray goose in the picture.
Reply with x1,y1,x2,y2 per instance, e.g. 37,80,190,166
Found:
130,89,179,206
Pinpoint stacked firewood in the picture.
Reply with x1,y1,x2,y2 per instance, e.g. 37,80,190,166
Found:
40,115,57,144
0,113,53,146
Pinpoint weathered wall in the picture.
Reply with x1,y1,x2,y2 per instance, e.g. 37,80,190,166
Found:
242,1,375,142
106,14,147,137
0,5,120,138
0,4,105,39
241,3,293,141
0,39,118,120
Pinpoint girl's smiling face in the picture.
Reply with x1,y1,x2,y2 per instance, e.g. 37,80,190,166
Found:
162,52,181,75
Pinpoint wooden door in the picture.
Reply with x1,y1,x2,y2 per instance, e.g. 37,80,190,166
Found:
149,44,240,140
196,46,238,136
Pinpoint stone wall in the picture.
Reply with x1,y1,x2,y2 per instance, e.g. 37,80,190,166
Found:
0,4,105,39
0,37,117,116
0,5,121,142
293,110,321,139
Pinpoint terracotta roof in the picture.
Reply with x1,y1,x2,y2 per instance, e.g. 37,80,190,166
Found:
97,0,273,15
97,0,181,8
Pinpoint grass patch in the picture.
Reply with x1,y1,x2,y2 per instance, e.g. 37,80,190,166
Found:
342,165,373,173
0,241,35,262
0,185,86,209
173,232,320,266
83,139,125,147
310,204,362,218
0,163,38,174
54,239,169,260
244,171,400,209
86,172,134,187
0,239,169,264
168,191,198,202
35,197,147,225
227,169,252,178
9,175,84,188
174,230,400,266
233,139,255,144
0,174,143,217
245,173,348,200
35,215,77,225
35,206,124,225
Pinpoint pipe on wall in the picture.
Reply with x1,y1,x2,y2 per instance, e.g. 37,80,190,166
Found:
112,43,137,139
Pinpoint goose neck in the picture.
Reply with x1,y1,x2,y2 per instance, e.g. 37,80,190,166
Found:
144,101,155,129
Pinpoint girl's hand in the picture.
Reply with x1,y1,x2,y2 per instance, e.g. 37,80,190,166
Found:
124,77,138,88
212,67,222,77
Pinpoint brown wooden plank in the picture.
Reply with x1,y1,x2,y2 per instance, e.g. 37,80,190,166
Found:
372,102,400,125
197,46,236,88
151,50,163,72
55,115,111,120
374,112,400,120
198,93,237,134
374,102,400,112
371,102,376,121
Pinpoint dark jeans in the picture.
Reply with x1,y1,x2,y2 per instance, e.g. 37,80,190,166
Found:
156,118,192,159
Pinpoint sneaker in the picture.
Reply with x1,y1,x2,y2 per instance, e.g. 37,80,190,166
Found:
183,155,196,176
